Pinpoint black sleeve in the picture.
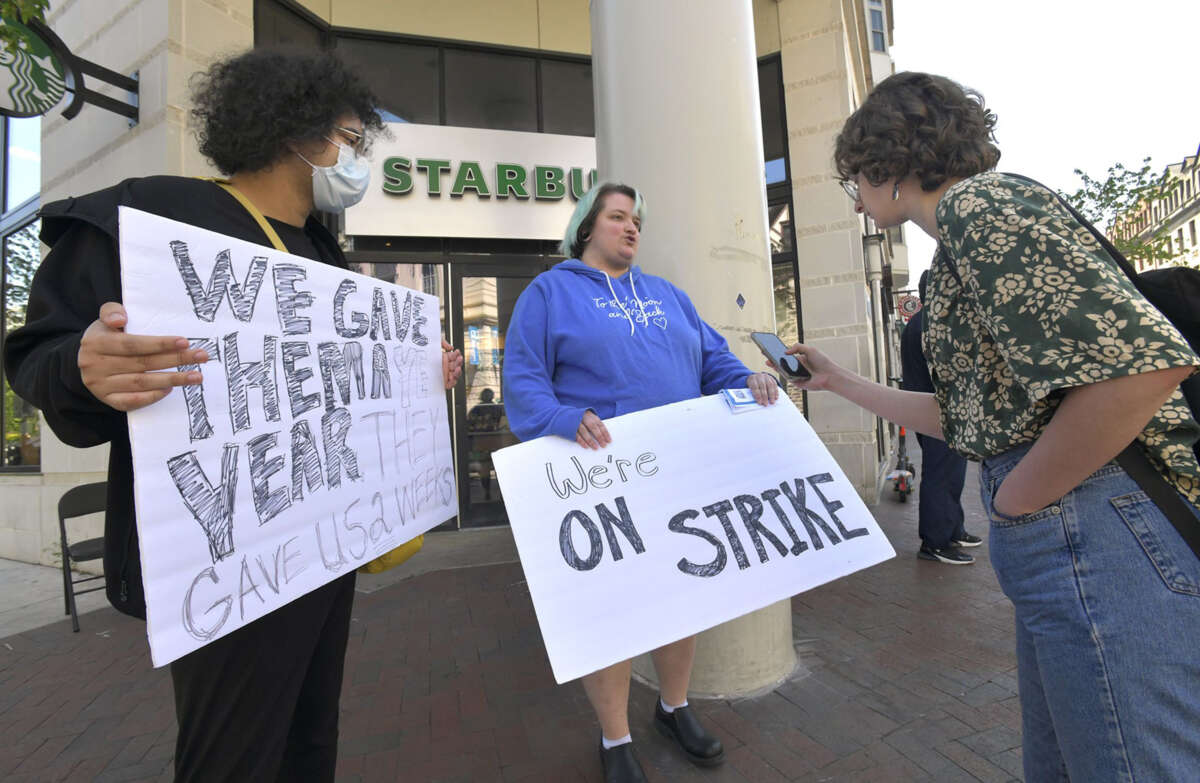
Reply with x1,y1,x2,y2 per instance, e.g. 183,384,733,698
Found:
3,220,126,447
899,311,934,394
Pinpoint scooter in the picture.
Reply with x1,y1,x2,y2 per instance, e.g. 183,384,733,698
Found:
888,425,916,502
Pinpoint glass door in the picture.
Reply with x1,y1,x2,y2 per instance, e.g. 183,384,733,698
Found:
451,260,548,527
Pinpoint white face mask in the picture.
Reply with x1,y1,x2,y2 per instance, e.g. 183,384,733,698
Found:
296,137,370,212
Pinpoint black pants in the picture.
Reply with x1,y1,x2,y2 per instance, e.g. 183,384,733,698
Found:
916,433,968,549
169,572,356,783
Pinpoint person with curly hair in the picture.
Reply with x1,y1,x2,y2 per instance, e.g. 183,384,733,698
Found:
780,72,1200,781
4,49,462,782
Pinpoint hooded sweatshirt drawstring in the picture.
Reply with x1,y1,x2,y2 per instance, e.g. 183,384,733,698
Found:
600,270,648,333
605,271,638,335
628,272,647,324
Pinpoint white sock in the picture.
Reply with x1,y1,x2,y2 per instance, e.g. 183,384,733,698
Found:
660,696,688,713
601,733,632,749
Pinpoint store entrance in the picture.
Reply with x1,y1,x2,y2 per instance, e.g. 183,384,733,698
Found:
451,259,550,527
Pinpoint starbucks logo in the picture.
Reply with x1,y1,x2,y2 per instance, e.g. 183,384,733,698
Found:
0,17,67,117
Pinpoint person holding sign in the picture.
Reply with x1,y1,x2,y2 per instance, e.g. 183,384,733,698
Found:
4,50,462,783
503,182,778,783
786,72,1200,782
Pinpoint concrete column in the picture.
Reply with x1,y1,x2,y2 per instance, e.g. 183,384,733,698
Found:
590,0,795,697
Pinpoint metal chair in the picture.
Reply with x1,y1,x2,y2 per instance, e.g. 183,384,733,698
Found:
58,482,107,632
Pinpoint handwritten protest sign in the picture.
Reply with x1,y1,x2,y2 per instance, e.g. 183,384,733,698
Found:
493,394,894,683
119,207,456,666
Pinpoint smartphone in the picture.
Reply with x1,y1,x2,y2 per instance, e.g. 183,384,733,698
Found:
751,331,810,380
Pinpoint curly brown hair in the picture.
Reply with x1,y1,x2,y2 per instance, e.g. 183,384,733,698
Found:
190,49,385,175
834,72,1000,192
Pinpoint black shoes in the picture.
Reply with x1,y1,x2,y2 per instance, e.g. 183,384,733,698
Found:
952,532,983,548
918,544,974,564
654,701,725,767
599,742,647,783
598,700,725,780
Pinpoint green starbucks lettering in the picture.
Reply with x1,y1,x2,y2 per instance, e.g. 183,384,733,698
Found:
381,158,595,202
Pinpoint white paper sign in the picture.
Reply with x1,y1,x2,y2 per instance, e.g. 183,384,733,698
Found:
493,395,895,684
119,207,456,666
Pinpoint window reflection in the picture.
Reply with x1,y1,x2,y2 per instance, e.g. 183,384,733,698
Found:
769,203,793,256
541,60,594,136
5,117,40,210
459,274,530,526
445,50,537,132
335,38,439,124
3,220,41,467
768,202,804,415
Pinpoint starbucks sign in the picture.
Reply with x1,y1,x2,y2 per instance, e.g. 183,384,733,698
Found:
0,16,138,122
346,123,597,241
0,16,66,117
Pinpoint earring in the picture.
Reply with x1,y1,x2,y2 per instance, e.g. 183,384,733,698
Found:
892,183,901,201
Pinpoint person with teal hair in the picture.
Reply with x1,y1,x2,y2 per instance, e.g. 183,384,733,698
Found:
503,182,779,783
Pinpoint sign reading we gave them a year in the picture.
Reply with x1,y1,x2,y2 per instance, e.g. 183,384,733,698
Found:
493,394,896,684
119,207,456,666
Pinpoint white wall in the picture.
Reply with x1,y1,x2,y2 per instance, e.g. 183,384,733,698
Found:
1,0,252,569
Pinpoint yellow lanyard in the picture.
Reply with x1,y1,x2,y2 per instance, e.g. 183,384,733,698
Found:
198,177,289,253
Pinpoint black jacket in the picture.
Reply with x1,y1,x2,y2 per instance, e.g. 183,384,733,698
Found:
899,308,933,394
3,176,346,619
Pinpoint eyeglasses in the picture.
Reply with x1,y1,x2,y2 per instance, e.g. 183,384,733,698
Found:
334,126,366,156
840,178,860,202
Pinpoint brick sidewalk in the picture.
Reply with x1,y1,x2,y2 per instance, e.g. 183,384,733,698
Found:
0,456,1023,782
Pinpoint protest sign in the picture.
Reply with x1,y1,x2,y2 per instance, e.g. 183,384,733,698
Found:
119,207,456,666
492,394,894,684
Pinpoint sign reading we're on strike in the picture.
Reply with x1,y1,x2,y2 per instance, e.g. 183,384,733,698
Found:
119,208,456,666
493,395,896,684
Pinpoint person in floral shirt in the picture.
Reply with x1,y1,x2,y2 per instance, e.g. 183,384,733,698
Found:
784,72,1200,782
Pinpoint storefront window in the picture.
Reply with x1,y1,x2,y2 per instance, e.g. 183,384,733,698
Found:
769,203,804,414
444,50,537,132
769,202,794,257
335,37,439,124
458,270,539,527
759,58,787,185
541,60,594,136
254,0,324,48
5,117,40,210
2,220,41,468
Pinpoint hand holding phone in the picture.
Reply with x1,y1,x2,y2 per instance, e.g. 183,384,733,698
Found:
751,331,811,380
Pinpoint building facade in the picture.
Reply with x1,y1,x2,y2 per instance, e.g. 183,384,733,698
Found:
1110,144,1200,271
0,0,906,568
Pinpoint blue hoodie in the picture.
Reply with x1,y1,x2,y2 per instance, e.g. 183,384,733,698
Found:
503,259,752,442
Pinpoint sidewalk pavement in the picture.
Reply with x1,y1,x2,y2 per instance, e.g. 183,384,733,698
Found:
0,446,1023,782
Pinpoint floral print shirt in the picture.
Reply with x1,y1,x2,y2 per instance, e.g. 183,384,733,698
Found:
924,172,1200,505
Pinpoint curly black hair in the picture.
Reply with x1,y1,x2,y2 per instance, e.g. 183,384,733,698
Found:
834,72,1000,192
190,48,385,175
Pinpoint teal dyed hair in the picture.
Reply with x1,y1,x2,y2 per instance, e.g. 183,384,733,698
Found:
559,182,647,258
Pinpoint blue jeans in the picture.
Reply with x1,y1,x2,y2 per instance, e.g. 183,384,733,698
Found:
980,443,1200,783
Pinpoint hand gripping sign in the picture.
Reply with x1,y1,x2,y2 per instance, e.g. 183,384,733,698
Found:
119,208,456,666
493,394,895,683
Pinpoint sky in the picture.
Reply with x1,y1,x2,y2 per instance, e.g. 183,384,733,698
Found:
4,116,40,209
887,0,1200,288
